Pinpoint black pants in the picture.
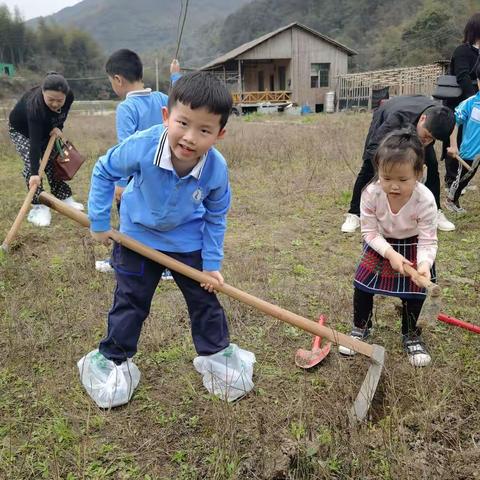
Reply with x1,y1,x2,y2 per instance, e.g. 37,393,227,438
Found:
443,125,464,188
348,146,440,215
99,244,230,362
353,288,423,336
448,158,479,203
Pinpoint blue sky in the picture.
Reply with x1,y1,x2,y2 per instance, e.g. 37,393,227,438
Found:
1,0,81,20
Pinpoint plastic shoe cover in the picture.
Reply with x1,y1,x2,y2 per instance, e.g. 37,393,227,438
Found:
77,349,140,408
27,204,51,227
193,344,255,401
95,259,115,273
62,196,84,211
341,213,360,233
437,210,455,231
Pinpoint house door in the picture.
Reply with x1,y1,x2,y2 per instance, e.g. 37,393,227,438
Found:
269,74,274,91
278,66,286,90
258,71,264,91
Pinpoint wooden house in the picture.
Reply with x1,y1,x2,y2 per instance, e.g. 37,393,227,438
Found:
201,22,357,113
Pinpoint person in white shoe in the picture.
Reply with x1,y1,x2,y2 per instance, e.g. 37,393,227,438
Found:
445,63,480,215
341,95,456,233
339,130,437,367
81,72,255,407
95,49,180,274
8,72,83,227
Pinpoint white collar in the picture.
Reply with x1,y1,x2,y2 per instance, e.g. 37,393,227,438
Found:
153,129,207,179
126,87,152,98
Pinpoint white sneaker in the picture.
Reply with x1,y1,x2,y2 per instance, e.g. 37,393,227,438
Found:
341,213,360,233
27,204,51,227
95,259,114,273
437,210,455,232
403,335,431,367
338,327,371,356
444,198,467,214
62,196,84,211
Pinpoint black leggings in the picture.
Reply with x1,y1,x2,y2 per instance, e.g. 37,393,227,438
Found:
353,288,424,336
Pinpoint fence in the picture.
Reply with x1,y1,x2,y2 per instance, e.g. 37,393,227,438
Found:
335,62,449,111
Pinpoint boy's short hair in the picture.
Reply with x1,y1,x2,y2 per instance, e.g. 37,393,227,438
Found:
168,71,233,130
423,105,455,142
105,49,143,83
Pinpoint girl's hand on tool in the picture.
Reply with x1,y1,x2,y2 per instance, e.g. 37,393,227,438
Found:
29,175,41,190
50,127,63,138
385,248,412,274
90,229,112,246
414,262,431,285
201,270,223,293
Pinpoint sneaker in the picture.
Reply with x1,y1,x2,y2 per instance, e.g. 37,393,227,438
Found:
62,196,84,211
27,204,51,227
95,259,114,273
437,210,455,231
444,198,467,214
161,269,173,280
403,334,431,367
339,326,371,356
341,213,360,233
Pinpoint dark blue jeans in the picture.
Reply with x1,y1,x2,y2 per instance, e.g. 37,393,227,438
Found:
99,244,230,362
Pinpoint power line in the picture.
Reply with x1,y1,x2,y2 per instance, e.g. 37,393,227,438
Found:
175,0,189,60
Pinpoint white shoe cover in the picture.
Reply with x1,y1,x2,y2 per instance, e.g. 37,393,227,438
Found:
194,344,255,401
62,196,84,211
27,204,51,227
78,349,140,408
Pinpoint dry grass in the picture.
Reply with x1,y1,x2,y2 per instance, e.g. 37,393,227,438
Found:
0,113,479,479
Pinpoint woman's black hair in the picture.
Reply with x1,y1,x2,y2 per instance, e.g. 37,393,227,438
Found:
463,13,480,45
26,72,70,119
373,128,425,176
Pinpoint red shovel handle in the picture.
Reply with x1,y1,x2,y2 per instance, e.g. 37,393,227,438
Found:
312,315,327,349
438,313,480,334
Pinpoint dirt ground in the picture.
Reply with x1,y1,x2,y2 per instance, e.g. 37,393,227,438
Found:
0,113,479,479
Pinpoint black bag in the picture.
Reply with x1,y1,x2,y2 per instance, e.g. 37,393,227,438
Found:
432,75,462,100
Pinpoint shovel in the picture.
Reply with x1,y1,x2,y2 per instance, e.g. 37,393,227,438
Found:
295,315,331,368
38,191,386,421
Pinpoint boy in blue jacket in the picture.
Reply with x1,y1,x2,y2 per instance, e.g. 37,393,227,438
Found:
80,72,254,407
95,48,181,277
446,64,480,213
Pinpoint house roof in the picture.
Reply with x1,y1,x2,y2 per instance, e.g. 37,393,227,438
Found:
201,22,357,70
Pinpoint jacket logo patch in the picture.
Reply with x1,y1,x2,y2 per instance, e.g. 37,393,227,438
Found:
192,187,203,203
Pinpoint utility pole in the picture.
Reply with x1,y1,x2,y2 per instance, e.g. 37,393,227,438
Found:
155,57,159,91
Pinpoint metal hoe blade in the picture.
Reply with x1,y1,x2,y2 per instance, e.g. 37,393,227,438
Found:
351,344,386,422
416,284,441,328
295,315,332,368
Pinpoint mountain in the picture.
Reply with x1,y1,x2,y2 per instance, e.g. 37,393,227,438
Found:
27,0,252,56
208,0,477,70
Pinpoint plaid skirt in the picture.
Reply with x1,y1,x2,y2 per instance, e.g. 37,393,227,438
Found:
354,235,436,300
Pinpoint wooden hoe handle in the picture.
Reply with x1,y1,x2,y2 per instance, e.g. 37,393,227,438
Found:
2,135,57,251
39,191,375,358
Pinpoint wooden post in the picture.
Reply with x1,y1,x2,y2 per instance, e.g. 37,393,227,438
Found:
237,59,242,100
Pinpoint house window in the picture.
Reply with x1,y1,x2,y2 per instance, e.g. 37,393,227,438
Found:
310,63,330,88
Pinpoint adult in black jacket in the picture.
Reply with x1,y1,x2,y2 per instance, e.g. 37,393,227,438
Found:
443,13,480,188
341,95,456,233
8,72,84,227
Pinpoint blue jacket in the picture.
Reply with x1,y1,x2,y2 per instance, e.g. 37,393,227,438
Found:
455,91,480,160
88,125,231,271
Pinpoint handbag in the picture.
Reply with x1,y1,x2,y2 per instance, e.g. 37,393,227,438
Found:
432,75,462,100
52,138,86,181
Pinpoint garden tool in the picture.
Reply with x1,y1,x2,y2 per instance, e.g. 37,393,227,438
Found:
438,313,480,334
454,154,473,172
403,264,441,328
295,315,331,368
39,191,386,422
1,134,57,252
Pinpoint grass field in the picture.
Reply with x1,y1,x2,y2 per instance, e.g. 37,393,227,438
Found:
0,113,479,479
